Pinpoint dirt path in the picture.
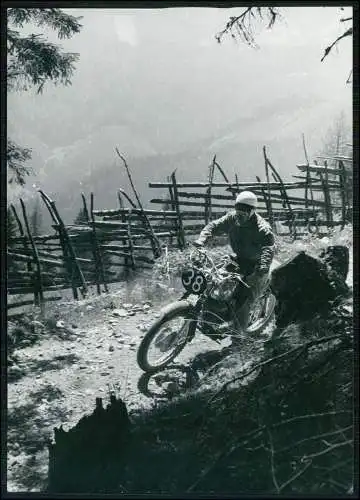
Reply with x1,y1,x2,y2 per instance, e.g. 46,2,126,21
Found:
7,296,217,492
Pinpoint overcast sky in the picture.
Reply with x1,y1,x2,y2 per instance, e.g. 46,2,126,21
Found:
64,6,352,53
8,6,352,207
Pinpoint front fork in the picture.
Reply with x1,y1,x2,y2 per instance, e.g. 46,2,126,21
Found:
182,292,225,344
180,291,203,343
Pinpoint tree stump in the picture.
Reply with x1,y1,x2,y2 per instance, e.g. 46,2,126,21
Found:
47,394,131,493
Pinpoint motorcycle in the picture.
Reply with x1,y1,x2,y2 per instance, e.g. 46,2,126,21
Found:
137,247,277,373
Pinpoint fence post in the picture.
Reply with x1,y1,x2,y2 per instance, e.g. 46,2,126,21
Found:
324,160,333,224
10,204,36,295
255,175,274,229
302,134,319,235
127,212,136,270
90,193,109,293
171,171,185,249
19,199,44,313
80,193,100,295
117,191,130,279
265,155,296,239
39,191,78,299
318,165,332,230
115,149,161,258
167,176,175,247
263,146,275,231
204,156,215,224
39,190,87,299
338,160,348,229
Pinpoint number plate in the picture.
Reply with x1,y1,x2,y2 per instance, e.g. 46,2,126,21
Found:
181,267,207,295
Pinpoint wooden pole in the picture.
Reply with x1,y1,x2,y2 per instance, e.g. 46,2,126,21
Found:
19,199,44,312
265,155,296,239
127,212,136,270
10,204,35,288
115,149,161,258
204,156,216,224
38,190,78,299
171,171,185,249
301,135,318,235
318,162,332,229
255,176,273,226
323,160,333,224
90,193,109,293
167,175,175,247
39,190,88,299
235,174,240,195
262,146,274,229
117,191,130,279
81,193,100,295
338,160,348,229
214,158,237,201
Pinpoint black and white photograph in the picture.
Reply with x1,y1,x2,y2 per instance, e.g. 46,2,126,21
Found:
5,3,355,495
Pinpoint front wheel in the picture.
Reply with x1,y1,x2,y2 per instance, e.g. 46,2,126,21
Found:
245,290,276,335
137,301,196,373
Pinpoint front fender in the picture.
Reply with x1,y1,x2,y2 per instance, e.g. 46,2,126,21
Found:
160,299,196,318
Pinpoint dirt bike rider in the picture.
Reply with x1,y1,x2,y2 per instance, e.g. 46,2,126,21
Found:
193,190,275,339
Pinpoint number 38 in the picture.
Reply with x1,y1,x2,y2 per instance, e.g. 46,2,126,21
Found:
181,268,207,294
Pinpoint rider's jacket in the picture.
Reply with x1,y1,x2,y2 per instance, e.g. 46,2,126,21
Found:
196,210,275,273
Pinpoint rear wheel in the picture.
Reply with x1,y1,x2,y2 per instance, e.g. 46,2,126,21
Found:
245,289,276,334
137,302,196,373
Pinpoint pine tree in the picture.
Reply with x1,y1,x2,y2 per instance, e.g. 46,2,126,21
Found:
7,8,83,186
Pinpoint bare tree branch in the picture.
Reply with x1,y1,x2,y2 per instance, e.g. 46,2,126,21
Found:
208,334,343,403
267,429,280,493
321,27,353,62
304,439,352,460
346,69,353,84
215,7,282,47
275,425,353,454
278,458,312,492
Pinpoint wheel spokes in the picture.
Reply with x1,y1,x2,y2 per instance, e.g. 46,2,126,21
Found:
147,317,190,367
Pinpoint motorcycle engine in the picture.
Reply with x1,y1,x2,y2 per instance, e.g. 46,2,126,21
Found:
209,276,240,302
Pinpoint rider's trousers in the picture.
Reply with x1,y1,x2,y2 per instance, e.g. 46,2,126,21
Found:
232,271,270,331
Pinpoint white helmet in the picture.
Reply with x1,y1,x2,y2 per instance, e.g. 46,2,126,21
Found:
235,191,258,209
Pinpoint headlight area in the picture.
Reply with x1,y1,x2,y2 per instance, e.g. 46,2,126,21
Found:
209,278,239,301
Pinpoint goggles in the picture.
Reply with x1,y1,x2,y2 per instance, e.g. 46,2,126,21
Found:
235,203,252,214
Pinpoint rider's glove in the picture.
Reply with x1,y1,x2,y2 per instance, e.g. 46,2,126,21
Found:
193,240,204,248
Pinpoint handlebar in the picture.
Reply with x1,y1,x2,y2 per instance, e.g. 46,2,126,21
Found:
189,246,246,283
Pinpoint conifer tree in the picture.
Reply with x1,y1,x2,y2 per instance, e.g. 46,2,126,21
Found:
7,8,83,185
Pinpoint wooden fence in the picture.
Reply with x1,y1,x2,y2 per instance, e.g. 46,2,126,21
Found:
7,147,352,311
147,148,352,244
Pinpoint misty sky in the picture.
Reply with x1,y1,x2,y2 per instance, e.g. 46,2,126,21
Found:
10,6,352,146
8,6,352,209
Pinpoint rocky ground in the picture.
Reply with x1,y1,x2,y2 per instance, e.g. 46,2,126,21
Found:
7,287,223,492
